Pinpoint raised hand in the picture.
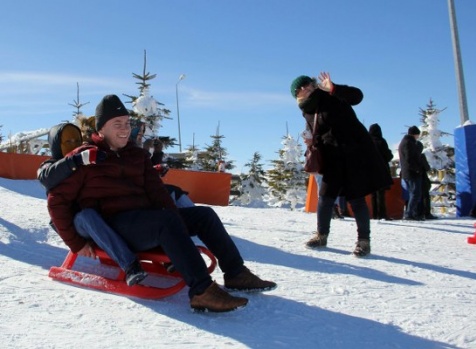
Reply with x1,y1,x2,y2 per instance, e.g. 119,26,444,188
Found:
317,72,334,92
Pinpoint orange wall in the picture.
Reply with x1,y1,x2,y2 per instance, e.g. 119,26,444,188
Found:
305,175,405,219
162,169,231,206
0,153,232,206
0,152,49,179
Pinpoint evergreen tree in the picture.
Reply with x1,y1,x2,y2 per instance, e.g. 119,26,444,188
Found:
418,99,456,211
198,122,234,171
122,50,185,168
235,152,268,207
267,134,307,209
68,82,90,119
184,143,202,170
123,50,171,141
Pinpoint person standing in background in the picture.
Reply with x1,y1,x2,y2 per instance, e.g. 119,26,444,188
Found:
416,141,438,220
398,126,423,220
368,123,394,220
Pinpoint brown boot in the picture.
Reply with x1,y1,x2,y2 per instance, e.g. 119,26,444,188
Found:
224,267,277,292
305,233,327,249
190,282,248,312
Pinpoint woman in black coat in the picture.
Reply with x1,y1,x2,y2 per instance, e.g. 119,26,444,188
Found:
368,123,394,220
291,72,393,256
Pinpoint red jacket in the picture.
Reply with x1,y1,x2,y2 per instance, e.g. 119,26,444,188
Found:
47,134,177,252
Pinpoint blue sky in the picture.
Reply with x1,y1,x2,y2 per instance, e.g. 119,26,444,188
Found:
0,0,475,173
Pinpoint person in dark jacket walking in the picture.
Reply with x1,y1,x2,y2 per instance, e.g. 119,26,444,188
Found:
47,94,276,312
291,73,393,257
398,126,423,220
368,123,394,220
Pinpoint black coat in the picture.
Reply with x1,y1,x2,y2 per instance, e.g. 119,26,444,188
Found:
398,134,421,180
368,123,394,171
37,123,81,191
299,85,393,200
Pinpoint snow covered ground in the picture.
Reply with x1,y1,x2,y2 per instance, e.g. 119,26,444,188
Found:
0,177,475,349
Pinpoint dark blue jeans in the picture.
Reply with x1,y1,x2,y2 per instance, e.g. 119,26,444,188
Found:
404,177,422,219
74,208,136,271
106,206,244,298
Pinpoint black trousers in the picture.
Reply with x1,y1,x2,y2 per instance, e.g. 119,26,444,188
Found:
107,206,244,298
371,189,387,219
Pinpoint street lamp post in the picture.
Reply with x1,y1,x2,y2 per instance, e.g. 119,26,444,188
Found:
176,74,186,152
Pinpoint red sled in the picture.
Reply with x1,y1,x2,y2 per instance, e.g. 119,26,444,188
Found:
49,245,217,299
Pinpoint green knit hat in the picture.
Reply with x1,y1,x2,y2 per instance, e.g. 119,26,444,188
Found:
290,75,313,98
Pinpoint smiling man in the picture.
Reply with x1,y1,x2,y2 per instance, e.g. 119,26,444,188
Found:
47,94,276,312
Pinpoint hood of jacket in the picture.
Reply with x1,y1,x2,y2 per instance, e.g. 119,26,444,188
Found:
48,123,82,160
368,123,382,138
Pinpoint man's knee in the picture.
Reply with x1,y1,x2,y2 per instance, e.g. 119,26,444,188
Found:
78,208,96,219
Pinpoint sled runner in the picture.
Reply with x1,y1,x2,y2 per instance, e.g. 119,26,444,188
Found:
49,245,217,299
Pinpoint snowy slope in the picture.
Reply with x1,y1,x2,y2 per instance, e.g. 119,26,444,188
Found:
0,178,475,349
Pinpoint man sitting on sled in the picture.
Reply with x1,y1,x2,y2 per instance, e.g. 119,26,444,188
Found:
38,122,149,287
47,94,276,312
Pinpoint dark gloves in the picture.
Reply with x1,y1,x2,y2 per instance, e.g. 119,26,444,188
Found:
73,148,107,166
153,164,169,177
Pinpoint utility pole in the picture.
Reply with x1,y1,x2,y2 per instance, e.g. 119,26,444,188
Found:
447,0,469,124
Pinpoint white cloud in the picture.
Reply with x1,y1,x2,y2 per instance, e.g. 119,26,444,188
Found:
0,71,121,86
185,87,289,109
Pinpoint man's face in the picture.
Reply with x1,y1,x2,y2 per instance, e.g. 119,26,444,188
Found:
296,82,316,100
99,115,131,151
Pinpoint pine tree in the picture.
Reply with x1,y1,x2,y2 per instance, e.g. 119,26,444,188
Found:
198,122,234,172
68,82,90,120
123,50,172,141
418,99,455,212
184,142,202,170
122,50,186,168
266,134,307,209
235,152,268,207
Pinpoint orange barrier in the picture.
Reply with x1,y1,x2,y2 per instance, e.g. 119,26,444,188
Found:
0,152,49,179
305,175,319,213
0,153,232,206
159,169,232,206
304,175,405,220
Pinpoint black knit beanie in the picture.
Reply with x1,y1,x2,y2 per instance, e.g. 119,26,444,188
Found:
95,94,129,131
408,126,421,135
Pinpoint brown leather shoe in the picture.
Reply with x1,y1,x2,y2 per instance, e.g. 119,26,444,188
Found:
224,267,277,292
190,282,248,312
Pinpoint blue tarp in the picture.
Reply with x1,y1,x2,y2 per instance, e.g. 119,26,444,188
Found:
454,124,476,216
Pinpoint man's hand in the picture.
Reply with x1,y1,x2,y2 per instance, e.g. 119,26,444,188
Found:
73,147,107,166
317,72,334,93
77,241,96,259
